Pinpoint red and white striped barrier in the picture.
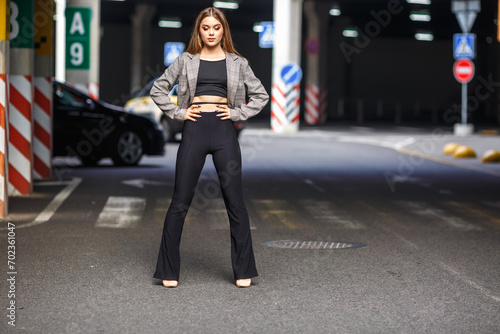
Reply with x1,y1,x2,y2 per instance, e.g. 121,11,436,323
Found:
0,74,8,215
8,74,33,195
319,86,328,123
271,82,300,133
305,84,319,124
33,76,51,180
88,82,99,100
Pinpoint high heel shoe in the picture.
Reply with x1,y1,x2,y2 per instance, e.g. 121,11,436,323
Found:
236,278,251,288
162,280,178,288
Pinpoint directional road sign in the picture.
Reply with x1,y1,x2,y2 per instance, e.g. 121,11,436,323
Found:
259,22,274,48
453,58,475,84
281,63,302,86
164,42,185,66
453,33,475,59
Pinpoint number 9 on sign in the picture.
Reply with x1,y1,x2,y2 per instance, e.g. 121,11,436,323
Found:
70,42,84,66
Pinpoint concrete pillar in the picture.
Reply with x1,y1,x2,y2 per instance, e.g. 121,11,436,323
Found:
9,0,34,195
33,0,53,180
55,0,66,82
0,0,10,215
317,2,330,123
130,4,156,92
66,0,98,96
89,0,99,99
303,1,320,125
271,0,303,133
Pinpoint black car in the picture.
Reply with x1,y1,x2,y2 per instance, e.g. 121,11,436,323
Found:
53,81,165,166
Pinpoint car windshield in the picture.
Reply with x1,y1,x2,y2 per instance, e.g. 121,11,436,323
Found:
136,79,177,97
54,85,87,107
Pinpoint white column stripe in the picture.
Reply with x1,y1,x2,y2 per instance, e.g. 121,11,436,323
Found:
8,144,31,182
11,75,32,102
33,138,51,166
0,77,5,103
34,104,51,131
34,76,51,95
0,127,4,154
9,105,32,141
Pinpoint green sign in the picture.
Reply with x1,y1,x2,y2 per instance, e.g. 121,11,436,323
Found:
66,7,91,70
10,0,34,49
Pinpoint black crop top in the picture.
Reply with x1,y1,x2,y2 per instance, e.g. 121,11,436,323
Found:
194,59,228,98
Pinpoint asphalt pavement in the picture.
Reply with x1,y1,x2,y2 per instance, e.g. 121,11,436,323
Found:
1,122,500,333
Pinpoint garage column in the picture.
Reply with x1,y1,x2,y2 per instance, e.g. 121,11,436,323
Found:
271,0,303,133
9,0,34,196
65,0,99,97
0,0,10,215
303,0,321,125
130,4,156,93
33,0,53,180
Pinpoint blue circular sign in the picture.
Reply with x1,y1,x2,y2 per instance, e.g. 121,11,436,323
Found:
280,63,302,86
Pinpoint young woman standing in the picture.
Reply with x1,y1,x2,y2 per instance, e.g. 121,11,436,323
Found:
151,7,269,288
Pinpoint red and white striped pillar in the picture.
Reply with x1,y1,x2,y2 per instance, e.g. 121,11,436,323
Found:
9,0,34,195
33,77,51,179
271,81,300,133
271,0,303,133
8,75,33,195
0,0,10,216
88,82,99,100
34,0,54,180
305,84,319,124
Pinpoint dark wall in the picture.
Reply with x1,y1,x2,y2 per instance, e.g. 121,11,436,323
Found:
100,23,272,120
100,19,499,125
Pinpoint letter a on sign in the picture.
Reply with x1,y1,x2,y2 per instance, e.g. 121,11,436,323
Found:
70,12,85,35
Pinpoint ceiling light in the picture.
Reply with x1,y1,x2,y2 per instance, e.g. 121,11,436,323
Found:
407,0,431,4
253,23,263,33
342,29,358,38
213,1,239,10
158,19,182,28
410,13,431,21
329,8,341,16
415,32,434,41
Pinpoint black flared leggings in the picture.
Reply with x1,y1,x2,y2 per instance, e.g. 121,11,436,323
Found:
153,112,258,281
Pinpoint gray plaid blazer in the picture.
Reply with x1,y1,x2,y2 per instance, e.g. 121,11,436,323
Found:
150,52,269,122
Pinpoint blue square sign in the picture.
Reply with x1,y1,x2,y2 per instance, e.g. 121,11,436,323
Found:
453,33,475,60
164,42,185,66
259,22,274,48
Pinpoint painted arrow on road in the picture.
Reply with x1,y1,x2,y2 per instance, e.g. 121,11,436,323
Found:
122,179,172,189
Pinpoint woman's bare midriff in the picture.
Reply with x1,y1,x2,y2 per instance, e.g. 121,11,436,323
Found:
191,95,228,112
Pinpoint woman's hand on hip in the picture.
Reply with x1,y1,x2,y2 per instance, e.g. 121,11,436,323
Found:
216,105,231,120
184,105,202,122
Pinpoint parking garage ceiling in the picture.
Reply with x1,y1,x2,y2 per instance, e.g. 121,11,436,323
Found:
101,0,497,40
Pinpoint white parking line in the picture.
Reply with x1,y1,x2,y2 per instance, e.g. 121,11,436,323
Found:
300,199,364,229
395,201,482,231
0,178,83,230
95,196,146,228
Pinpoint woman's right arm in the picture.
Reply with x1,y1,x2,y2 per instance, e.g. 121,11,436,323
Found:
150,54,187,122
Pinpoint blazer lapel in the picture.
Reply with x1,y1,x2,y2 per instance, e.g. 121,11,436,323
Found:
225,53,239,106
186,53,200,100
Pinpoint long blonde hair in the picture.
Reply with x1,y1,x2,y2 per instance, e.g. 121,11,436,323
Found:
186,7,241,57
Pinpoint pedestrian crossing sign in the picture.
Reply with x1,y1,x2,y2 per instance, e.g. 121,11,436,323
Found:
164,42,185,66
453,33,475,60
259,22,274,48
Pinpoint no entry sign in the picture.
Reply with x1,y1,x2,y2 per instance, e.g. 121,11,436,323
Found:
453,58,475,83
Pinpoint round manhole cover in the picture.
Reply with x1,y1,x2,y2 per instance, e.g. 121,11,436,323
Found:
262,240,366,250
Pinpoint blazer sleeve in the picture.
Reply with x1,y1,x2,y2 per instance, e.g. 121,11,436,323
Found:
150,54,187,122
230,59,269,122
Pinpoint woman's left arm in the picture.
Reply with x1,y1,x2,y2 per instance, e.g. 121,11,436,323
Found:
229,59,269,122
